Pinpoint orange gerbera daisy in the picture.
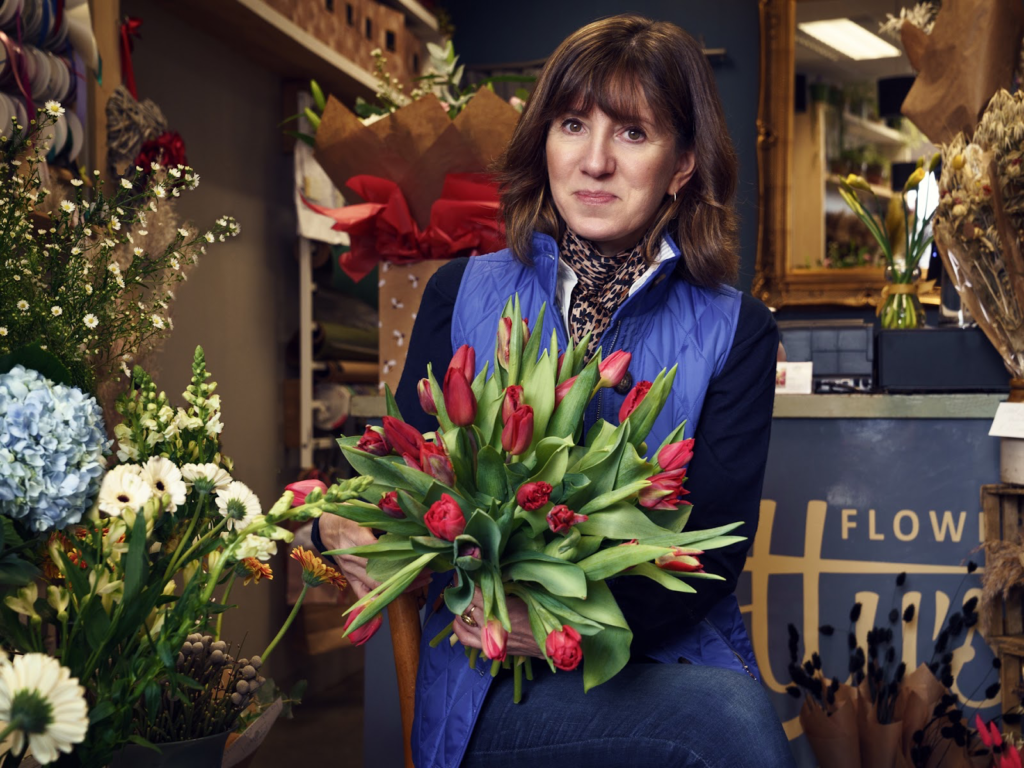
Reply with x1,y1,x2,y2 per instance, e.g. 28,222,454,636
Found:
290,546,347,590
241,557,273,586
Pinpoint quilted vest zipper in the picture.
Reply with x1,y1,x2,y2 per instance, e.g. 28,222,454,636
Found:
702,618,758,681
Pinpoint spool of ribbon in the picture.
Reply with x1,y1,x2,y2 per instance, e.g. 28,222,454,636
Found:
0,29,34,123
876,279,936,315
119,15,141,99
302,173,505,282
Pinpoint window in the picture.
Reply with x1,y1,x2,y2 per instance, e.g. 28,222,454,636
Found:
365,18,372,39
345,3,353,25
385,30,396,52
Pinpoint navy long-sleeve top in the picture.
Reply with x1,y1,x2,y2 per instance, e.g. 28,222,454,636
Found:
389,256,778,659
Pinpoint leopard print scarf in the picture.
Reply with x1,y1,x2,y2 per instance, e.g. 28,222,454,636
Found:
560,228,650,361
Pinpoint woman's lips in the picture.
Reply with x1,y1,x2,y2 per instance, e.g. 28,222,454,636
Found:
574,191,616,204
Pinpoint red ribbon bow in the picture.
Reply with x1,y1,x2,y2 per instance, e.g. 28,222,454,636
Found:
303,173,505,282
120,16,143,99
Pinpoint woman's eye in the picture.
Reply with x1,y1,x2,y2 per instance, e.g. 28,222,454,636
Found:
625,127,646,142
563,119,583,133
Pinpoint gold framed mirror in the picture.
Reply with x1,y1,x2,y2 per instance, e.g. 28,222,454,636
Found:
753,0,940,309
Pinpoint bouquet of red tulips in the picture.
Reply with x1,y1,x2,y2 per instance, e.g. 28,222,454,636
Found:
324,298,744,697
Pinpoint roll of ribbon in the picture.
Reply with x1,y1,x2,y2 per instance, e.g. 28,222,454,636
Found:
0,29,35,123
0,0,23,30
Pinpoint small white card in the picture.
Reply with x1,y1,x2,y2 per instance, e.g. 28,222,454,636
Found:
775,361,813,395
989,402,1024,438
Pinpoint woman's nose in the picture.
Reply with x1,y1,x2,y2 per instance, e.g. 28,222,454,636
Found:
580,138,615,177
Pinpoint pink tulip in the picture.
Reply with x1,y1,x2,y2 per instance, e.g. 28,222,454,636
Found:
502,385,523,424
377,491,405,519
655,547,704,573
497,317,531,369
420,442,455,487
417,378,437,415
597,350,631,389
344,603,384,646
501,404,534,455
545,625,583,671
618,380,652,422
554,376,577,408
482,618,508,662
443,366,477,426
285,479,327,507
657,438,695,472
355,425,391,456
638,468,690,511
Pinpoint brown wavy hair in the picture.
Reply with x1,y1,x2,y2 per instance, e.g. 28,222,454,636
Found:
497,14,739,287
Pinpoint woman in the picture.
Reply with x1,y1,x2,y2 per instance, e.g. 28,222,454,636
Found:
317,14,793,768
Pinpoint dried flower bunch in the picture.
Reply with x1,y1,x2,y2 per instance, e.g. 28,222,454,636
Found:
934,89,1024,377
0,102,240,392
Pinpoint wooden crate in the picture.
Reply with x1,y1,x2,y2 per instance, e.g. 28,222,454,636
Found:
981,484,1024,730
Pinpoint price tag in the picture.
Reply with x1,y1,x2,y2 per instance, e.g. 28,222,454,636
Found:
989,402,1024,438
775,362,813,395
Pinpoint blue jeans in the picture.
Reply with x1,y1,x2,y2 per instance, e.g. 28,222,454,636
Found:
462,662,795,768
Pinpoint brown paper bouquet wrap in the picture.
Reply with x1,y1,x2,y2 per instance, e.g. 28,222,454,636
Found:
801,683,863,768
311,89,521,391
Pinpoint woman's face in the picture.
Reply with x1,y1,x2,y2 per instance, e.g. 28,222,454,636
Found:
545,103,695,255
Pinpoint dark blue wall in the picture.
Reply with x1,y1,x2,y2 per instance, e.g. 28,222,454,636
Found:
444,1,762,291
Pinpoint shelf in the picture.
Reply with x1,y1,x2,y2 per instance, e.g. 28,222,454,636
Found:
378,0,444,45
156,0,377,105
826,174,894,200
843,113,905,148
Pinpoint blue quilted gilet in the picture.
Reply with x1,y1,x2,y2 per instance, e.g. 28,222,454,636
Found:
411,232,757,768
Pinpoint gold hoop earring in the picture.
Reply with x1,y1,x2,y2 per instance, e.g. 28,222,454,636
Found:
673,192,677,203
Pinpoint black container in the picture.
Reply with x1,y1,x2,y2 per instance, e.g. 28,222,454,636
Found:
876,326,1009,392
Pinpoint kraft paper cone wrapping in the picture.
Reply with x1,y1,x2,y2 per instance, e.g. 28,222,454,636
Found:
900,0,1024,145
892,664,980,768
379,260,446,393
801,684,862,768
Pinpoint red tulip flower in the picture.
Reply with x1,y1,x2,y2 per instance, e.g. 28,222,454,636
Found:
377,491,405,519
482,618,509,662
501,404,534,455
655,547,704,572
343,602,384,646
502,385,523,424
545,625,583,671
356,425,391,456
424,493,466,541
285,479,327,506
619,380,652,422
497,317,531,369
449,344,476,383
443,366,477,427
557,352,565,378
417,378,437,415
597,350,631,389
382,416,424,458
638,468,689,510
657,438,695,472
420,442,455,487
546,504,588,535
554,376,577,408
516,481,552,511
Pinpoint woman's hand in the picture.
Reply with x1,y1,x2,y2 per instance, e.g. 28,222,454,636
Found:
451,587,544,659
317,514,430,600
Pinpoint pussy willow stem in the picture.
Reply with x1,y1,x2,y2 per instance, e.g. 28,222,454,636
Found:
261,584,308,663
215,572,237,641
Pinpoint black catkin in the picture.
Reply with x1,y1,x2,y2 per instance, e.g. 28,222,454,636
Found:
819,625,835,636
896,572,907,586
850,603,862,623
889,608,900,624
903,604,915,623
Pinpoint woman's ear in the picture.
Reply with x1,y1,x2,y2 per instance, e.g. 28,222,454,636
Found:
668,152,697,196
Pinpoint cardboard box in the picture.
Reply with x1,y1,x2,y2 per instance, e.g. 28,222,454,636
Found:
377,259,445,393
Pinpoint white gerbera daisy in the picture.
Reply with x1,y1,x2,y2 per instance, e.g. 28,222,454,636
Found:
215,481,262,532
181,463,232,494
97,465,152,517
44,100,65,117
0,653,88,764
83,314,98,329
120,178,132,189
138,457,187,512
59,200,74,213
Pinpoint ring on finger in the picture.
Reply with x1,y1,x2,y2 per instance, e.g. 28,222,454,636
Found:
460,605,477,627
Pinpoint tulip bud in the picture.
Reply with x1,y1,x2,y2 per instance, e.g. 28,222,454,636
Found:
497,317,531,369
903,167,926,192
285,479,327,507
417,378,437,415
356,425,389,456
546,504,588,535
618,380,652,422
597,350,631,389
502,385,523,424
343,602,384,646
377,491,405,519
482,618,509,662
382,416,424,459
656,438,694,472
655,547,704,573
501,404,534,455
516,481,552,511
545,625,583,671
554,375,576,408
443,366,477,427
449,344,476,384
420,442,455,487
928,152,941,173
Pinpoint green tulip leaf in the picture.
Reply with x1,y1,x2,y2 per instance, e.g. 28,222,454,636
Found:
557,579,628,629
444,568,474,615
547,359,599,439
408,536,452,556
346,553,437,632
577,480,649,517
575,544,673,581
384,384,403,419
397,490,427,524
624,366,677,447
426,363,455,433
581,625,633,692
476,445,508,499
621,562,698,593
638,523,744,548
340,447,434,497
503,559,587,599
464,510,502,562
576,503,675,540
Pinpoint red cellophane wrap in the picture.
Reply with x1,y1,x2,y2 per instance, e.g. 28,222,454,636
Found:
310,89,521,391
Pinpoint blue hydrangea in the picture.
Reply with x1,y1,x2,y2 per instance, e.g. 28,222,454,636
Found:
0,366,110,532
